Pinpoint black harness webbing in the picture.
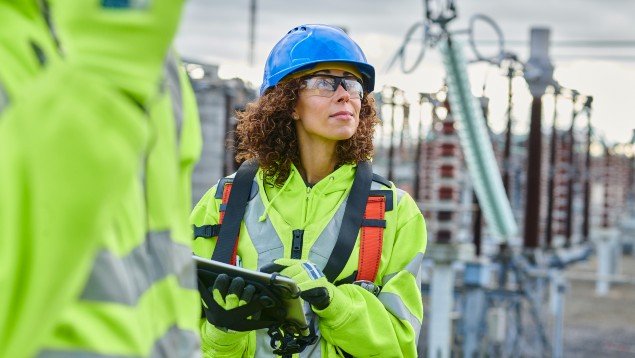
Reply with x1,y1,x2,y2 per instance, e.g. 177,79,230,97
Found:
193,224,221,238
211,160,259,263
322,161,373,282
211,160,380,284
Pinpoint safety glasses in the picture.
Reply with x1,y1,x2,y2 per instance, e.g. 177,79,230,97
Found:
300,74,364,99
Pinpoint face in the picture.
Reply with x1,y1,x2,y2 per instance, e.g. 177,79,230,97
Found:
292,69,363,145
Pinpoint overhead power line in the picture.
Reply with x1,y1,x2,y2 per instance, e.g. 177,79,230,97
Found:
474,40,635,48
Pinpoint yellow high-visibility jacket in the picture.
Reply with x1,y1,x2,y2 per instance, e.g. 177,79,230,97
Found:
191,163,427,357
0,54,202,357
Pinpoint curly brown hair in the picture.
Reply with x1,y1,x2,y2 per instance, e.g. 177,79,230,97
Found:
234,77,379,187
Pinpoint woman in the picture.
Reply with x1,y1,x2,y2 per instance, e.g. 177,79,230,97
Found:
191,24,427,357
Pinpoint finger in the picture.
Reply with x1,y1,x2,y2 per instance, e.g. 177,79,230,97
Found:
225,277,245,309
239,284,256,305
259,262,288,274
300,287,331,310
211,273,230,296
273,258,303,267
228,276,246,296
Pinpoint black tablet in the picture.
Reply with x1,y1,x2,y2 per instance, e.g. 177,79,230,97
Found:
193,255,309,336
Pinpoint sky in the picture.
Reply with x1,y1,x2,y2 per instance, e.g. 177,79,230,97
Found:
175,0,635,146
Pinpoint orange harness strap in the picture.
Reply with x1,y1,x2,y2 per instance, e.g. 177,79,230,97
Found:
219,182,239,266
356,195,386,283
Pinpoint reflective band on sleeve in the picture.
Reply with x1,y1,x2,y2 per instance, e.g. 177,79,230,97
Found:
0,81,9,115
395,187,407,203
37,325,201,358
164,51,183,148
381,252,424,287
149,325,201,358
80,230,196,305
377,291,422,343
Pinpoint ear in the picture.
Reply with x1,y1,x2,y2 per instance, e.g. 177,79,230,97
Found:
292,112,299,120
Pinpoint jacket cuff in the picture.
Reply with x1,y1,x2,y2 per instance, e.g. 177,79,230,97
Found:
200,321,248,354
312,286,352,327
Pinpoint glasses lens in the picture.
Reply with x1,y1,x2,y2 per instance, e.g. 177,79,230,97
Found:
302,75,363,99
342,78,364,99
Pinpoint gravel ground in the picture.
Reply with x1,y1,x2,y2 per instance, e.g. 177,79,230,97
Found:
417,251,635,357
562,254,635,357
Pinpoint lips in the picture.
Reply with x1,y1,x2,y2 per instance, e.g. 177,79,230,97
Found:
330,111,354,119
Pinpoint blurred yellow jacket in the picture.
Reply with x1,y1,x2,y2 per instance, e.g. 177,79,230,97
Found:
0,2,203,353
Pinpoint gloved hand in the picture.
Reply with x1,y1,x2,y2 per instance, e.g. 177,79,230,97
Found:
261,259,337,310
202,274,256,346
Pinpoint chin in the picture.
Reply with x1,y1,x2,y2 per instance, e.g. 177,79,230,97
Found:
332,133,355,141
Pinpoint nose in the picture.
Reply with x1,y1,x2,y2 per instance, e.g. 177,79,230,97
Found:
335,82,350,102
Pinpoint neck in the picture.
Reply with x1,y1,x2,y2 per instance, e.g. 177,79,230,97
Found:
298,140,338,185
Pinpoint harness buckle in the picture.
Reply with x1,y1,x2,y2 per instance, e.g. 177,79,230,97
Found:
352,280,381,296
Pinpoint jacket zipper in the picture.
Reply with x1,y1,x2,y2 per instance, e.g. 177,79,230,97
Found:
291,229,304,259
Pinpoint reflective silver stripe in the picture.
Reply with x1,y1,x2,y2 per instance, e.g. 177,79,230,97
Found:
370,181,388,191
37,325,200,358
255,329,274,356
309,199,347,270
164,51,183,147
377,291,422,344
81,230,196,305
382,252,424,286
394,187,406,205
377,253,425,345
299,336,323,357
300,304,323,358
149,325,201,358
242,188,285,270
0,81,9,115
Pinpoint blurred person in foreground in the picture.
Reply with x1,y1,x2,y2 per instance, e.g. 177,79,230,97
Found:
0,0,202,356
191,24,427,357
0,0,60,111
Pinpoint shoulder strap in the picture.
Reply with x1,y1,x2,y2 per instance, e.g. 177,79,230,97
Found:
212,160,259,265
356,194,387,283
322,161,373,282
330,172,394,286
357,174,392,282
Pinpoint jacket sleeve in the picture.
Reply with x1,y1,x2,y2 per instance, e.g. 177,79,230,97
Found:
316,192,427,358
191,186,254,358
0,67,148,357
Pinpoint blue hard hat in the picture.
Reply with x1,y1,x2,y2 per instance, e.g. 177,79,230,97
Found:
260,24,375,96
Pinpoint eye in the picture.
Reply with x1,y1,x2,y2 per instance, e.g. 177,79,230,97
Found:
344,79,364,98
313,77,336,90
